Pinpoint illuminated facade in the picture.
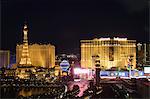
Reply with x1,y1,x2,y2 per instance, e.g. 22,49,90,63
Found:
81,37,136,69
137,43,150,65
16,44,55,68
0,50,10,68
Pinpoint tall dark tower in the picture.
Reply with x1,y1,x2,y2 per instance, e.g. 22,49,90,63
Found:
92,55,101,86
95,57,101,86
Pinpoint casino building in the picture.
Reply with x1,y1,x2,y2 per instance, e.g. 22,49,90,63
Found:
80,37,136,70
16,44,55,68
0,50,10,68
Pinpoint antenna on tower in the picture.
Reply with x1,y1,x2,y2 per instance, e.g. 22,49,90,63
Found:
24,20,28,26
24,17,28,26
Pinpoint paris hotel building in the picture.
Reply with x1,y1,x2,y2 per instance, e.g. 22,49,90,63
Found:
16,43,55,68
80,37,136,70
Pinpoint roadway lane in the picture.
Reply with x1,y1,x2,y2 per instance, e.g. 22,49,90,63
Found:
92,83,118,98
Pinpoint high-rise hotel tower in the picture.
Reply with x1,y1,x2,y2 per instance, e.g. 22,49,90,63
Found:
80,37,136,69
16,44,55,68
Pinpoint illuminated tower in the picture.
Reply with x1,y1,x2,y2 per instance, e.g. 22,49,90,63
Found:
19,23,32,66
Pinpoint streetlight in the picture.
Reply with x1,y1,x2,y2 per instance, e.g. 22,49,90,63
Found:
128,55,133,79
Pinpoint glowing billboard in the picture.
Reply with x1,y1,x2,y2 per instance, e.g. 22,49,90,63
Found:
144,66,150,74
74,68,90,74
73,68,94,80
100,71,144,77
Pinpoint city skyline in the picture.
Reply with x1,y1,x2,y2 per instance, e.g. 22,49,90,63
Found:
1,0,149,54
1,1,150,99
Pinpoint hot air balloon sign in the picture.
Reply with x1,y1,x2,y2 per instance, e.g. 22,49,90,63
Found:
60,60,70,72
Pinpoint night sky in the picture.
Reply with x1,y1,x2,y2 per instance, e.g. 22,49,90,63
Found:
1,0,149,54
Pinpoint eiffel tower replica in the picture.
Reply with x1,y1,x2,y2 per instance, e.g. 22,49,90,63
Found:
19,23,32,66
16,23,35,79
